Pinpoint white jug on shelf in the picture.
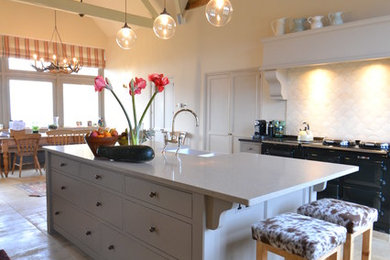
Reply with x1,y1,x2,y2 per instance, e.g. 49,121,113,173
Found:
328,11,344,25
307,15,324,29
271,17,287,36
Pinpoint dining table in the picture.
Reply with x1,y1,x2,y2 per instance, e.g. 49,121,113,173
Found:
0,131,88,177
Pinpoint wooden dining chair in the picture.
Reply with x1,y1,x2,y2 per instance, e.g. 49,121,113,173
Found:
10,129,26,137
0,153,3,178
46,130,74,145
12,133,42,177
72,130,90,144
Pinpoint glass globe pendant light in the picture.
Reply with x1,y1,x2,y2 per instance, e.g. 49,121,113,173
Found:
116,0,136,49
153,0,176,39
205,0,233,27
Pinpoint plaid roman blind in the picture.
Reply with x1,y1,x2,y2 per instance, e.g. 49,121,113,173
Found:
0,34,105,68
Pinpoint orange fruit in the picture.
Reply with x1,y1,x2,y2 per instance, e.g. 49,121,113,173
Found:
104,132,112,137
98,135,104,138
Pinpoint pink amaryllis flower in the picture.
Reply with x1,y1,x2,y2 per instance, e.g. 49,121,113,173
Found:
94,76,106,92
148,73,169,92
129,77,146,95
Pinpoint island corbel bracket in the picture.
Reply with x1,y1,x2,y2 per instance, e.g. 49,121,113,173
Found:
313,182,327,192
205,196,234,230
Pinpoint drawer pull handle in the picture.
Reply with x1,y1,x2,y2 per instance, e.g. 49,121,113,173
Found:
96,202,102,207
95,175,102,180
248,148,253,150
149,226,156,233
54,211,60,215
149,192,157,198
108,245,115,250
60,186,66,190
85,231,92,236
357,155,370,160
60,163,66,167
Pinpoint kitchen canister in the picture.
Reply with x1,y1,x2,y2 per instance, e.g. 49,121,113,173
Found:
328,11,344,25
291,17,306,32
271,17,287,36
307,15,324,29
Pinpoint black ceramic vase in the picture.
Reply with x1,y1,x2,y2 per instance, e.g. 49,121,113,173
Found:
97,145,155,163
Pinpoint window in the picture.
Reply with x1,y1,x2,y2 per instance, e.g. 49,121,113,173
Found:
77,66,99,76
8,58,36,72
63,83,99,127
9,79,53,128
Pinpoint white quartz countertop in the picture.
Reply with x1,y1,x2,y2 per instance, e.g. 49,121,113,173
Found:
44,144,358,206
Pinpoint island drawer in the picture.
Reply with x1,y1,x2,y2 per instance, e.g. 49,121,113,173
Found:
50,155,79,176
52,195,104,254
80,164,124,192
125,176,192,217
51,171,83,207
82,183,123,229
123,199,191,260
100,224,167,260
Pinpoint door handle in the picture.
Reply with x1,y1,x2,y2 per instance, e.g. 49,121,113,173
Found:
228,133,232,136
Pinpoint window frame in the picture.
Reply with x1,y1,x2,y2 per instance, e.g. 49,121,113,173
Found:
0,56,104,129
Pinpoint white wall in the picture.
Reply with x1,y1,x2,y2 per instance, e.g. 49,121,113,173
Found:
104,0,390,149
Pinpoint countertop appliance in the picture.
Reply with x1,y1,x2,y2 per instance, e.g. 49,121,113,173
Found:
254,120,267,138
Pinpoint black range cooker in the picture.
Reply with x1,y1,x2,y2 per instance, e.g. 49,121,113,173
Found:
260,137,390,234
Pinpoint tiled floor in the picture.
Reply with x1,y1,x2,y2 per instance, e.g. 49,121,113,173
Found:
0,169,89,260
0,169,389,259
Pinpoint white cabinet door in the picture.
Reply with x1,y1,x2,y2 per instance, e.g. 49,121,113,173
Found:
206,74,232,153
206,70,260,154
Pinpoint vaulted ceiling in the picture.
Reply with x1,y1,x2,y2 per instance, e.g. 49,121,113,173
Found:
10,0,208,36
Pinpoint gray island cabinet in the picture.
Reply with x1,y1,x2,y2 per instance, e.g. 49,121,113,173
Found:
45,144,358,260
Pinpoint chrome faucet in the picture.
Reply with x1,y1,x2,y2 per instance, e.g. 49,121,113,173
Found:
172,108,199,134
162,108,199,154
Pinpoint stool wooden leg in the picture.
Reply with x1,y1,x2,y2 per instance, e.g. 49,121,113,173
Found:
362,226,373,260
343,233,353,260
256,242,267,260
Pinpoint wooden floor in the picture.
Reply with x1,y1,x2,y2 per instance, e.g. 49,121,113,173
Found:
0,169,389,260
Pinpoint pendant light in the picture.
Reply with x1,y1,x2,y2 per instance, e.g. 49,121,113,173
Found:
153,0,176,40
205,0,233,27
116,0,136,49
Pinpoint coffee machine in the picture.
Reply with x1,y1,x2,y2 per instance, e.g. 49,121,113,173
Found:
254,120,267,139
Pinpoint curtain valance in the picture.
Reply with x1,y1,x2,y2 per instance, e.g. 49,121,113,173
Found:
1,35,105,68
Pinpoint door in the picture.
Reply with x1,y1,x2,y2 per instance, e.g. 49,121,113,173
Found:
206,74,231,153
206,70,260,154
151,80,174,143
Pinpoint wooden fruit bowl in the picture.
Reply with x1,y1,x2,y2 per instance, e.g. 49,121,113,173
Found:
85,135,119,157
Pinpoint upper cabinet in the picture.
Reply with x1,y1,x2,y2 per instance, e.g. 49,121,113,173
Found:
261,15,390,71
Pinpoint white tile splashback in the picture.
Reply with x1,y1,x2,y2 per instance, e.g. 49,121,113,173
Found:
285,59,390,142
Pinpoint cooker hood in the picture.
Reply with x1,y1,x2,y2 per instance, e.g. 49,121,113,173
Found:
261,15,390,100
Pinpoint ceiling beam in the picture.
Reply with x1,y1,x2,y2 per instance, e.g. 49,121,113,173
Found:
10,0,154,28
140,0,158,19
174,0,186,25
185,0,208,10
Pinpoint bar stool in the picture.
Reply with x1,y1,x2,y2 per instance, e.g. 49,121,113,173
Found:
297,199,378,260
252,212,347,260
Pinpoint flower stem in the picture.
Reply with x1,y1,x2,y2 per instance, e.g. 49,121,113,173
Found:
138,90,158,130
130,81,138,143
108,88,133,144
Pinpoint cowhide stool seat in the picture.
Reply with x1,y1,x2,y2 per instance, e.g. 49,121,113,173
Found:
297,199,378,260
251,212,347,260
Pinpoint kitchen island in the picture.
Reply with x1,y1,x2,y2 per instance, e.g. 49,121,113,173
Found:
44,144,358,260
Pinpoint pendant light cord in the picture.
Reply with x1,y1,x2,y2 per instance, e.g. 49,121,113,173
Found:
124,0,127,24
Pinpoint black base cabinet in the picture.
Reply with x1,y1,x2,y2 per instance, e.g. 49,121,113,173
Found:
261,143,390,234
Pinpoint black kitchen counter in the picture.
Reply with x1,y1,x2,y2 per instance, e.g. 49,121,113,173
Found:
239,137,389,155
